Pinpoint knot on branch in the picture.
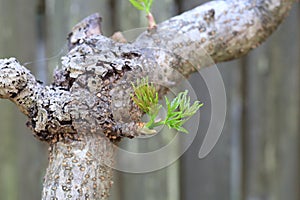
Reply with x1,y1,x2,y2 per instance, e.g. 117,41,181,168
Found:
68,13,103,51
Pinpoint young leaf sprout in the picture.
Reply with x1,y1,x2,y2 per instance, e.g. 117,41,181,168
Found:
129,0,156,29
131,78,203,134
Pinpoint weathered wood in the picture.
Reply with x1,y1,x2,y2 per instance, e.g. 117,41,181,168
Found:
0,102,18,200
180,62,236,200
180,1,300,200
243,6,300,200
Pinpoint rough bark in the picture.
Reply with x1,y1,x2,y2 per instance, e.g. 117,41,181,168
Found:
135,0,295,73
42,133,114,199
0,0,295,199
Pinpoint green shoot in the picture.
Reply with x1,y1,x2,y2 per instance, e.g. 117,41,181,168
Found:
162,91,203,133
129,0,153,14
131,77,158,113
129,0,156,29
131,78,203,134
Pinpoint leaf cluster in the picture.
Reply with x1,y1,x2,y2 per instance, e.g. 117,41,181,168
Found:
163,91,203,133
131,78,203,134
129,0,153,14
131,77,158,113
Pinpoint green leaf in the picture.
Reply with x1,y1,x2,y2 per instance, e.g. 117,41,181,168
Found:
131,77,159,114
129,0,145,11
129,0,154,14
176,126,189,134
161,90,203,134
132,78,202,135
145,0,153,13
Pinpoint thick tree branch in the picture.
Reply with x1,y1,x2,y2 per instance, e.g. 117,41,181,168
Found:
135,0,295,72
0,58,41,115
0,58,76,143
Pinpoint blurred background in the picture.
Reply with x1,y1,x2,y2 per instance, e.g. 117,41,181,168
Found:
0,0,299,199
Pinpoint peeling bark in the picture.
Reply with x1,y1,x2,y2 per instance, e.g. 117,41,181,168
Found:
0,0,296,199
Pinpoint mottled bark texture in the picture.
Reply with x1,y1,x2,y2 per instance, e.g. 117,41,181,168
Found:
0,0,295,199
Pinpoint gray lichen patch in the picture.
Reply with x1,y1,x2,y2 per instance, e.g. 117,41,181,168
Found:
0,58,35,99
26,86,77,143
58,35,154,141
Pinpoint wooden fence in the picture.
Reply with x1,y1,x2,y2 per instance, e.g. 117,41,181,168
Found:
0,0,299,199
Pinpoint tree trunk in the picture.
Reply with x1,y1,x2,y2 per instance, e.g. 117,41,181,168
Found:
42,133,114,199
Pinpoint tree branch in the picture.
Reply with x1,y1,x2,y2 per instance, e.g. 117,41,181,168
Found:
135,0,295,71
0,58,41,116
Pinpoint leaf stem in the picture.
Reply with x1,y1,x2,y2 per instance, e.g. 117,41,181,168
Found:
146,12,156,29
146,119,164,129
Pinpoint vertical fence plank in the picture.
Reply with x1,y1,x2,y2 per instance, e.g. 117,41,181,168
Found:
295,3,300,199
0,102,18,200
180,61,241,200
180,1,300,200
179,1,235,200
0,0,48,200
244,6,300,200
